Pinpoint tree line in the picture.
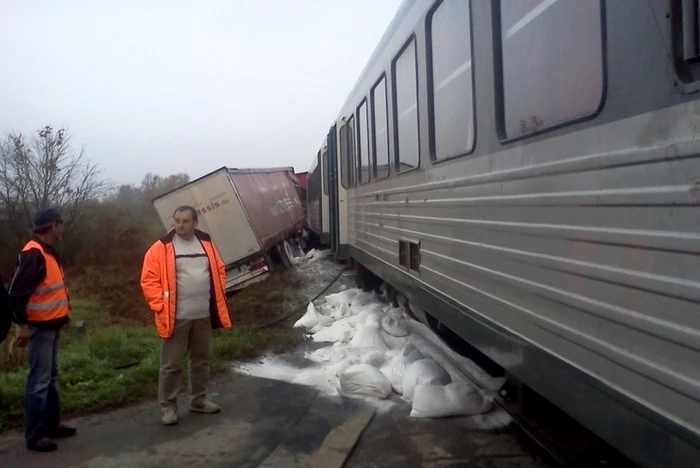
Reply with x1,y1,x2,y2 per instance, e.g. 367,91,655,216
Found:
0,125,190,317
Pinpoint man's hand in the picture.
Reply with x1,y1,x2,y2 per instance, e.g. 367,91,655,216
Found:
12,324,29,349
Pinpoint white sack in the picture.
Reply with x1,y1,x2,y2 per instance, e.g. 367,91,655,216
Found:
382,333,410,351
349,324,389,352
293,303,333,329
309,249,332,262
312,320,354,343
331,343,373,365
325,289,359,309
309,322,330,334
360,350,387,368
386,307,407,321
336,364,392,399
332,303,351,320
350,292,376,313
353,303,383,322
379,343,424,395
409,382,493,418
330,342,352,362
327,358,356,377
365,311,381,327
402,358,451,402
381,316,408,337
402,343,424,364
380,354,407,394
330,315,359,333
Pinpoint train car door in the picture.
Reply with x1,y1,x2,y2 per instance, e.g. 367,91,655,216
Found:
327,124,340,254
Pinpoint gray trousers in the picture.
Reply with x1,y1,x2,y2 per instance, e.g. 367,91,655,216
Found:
159,317,212,409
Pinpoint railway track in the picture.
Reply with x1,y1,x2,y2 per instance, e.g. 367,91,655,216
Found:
413,331,640,468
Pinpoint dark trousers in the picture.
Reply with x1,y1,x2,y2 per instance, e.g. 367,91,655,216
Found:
24,326,61,444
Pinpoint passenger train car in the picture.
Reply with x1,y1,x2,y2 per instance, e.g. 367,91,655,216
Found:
306,1,700,466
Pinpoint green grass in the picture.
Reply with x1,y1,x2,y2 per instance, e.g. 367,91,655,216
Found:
0,299,302,433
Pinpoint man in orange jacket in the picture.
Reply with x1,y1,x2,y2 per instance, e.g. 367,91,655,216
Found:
140,205,232,426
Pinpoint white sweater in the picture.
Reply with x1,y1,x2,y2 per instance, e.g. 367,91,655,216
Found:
172,234,211,320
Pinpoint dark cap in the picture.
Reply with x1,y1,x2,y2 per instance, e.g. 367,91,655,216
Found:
33,208,66,231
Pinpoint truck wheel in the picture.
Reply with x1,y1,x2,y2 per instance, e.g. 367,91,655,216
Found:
265,253,276,273
293,237,305,257
278,240,294,268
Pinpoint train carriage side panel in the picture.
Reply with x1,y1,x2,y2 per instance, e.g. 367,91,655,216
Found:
332,0,700,467
320,146,331,244
307,151,323,239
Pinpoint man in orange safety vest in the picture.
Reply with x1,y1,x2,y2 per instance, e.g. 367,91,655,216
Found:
8,208,76,453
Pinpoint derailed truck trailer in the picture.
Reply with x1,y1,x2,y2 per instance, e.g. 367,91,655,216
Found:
152,166,306,292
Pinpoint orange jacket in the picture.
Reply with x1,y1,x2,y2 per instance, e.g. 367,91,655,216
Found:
23,240,70,322
140,230,232,338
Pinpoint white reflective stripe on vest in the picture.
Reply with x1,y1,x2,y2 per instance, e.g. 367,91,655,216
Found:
34,282,66,294
26,299,69,310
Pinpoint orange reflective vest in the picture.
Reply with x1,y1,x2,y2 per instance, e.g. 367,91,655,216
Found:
139,230,232,339
23,240,70,322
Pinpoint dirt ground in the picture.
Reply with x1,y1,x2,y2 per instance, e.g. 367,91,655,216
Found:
227,251,345,327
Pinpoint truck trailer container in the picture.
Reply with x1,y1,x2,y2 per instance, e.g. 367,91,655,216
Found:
151,166,305,292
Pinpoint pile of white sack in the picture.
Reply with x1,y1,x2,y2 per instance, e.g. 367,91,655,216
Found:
293,287,494,419
303,248,332,262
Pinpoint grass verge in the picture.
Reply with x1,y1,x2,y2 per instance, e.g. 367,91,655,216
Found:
0,298,302,433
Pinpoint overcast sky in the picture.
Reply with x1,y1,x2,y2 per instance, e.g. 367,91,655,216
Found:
0,0,403,186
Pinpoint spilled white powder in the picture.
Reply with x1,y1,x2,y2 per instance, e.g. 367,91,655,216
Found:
232,286,504,422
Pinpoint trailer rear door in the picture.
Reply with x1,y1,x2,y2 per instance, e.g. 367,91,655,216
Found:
152,168,261,267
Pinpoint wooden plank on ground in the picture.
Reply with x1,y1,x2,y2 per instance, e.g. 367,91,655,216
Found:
305,408,376,468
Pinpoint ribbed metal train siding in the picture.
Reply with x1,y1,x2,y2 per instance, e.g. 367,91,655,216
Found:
348,101,700,442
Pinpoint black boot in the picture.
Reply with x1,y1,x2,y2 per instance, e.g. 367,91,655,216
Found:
27,437,57,452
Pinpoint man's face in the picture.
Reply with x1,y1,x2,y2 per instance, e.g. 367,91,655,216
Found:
52,221,64,241
174,209,197,238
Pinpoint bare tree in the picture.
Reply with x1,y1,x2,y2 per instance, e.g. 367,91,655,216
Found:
0,125,109,257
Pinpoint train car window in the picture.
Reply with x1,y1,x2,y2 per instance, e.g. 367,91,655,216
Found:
346,116,357,188
371,76,390,180
427,0,475,161
340,124,350,189
671,1,700,91
357,100,371,184
398,240,408,268
392,37,420,173
495,0,604,140
322,150,329,195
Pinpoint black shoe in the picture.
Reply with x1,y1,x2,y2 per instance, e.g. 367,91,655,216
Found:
47,424,76,439
27,438,57,452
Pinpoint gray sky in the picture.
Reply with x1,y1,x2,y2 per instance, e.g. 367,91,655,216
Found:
0,0,403,186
